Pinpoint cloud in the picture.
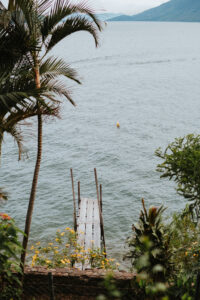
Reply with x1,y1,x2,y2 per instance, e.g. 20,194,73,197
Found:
91,0,169,14
1,0,170,14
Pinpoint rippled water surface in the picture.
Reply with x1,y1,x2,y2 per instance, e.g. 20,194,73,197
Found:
2,22,200,264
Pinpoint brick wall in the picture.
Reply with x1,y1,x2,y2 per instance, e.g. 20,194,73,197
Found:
22,267,136,300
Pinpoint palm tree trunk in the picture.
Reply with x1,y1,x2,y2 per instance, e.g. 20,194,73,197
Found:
21,64,42,271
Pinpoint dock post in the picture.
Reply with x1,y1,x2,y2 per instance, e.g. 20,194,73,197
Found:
78,181,81,208
48,272,55,300
94,169,106,257
70,168,77,232
100,184,103,212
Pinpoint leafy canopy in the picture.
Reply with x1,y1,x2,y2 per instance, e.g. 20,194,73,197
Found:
156,134,200,219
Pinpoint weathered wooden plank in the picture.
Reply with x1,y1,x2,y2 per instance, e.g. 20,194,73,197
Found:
78,198,87,222
77,198,101,249
77,198,87,247
85,199,94,250
93,200,101,248
76,197,102,269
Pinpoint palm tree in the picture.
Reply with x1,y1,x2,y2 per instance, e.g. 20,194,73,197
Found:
2,0,103,270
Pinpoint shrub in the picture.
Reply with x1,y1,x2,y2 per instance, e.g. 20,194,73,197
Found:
125,200,172,299
156,134,200,220
0,213,23,299
166,208,199,299
125,200,200,299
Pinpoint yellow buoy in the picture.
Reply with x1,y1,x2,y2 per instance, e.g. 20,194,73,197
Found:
116,121,120,128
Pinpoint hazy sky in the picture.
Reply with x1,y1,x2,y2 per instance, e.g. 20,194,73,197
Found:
93,0,169,14
1,0,170,14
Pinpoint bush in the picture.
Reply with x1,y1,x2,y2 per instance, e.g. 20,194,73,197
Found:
125,200,171,299
0,213,23,299
125,201,200,299
156,134,200,220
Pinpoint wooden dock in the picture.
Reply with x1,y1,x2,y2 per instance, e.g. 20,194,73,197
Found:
77,198,101,250
70,169,106,256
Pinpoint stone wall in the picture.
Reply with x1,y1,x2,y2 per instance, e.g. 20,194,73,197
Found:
22,267,135,300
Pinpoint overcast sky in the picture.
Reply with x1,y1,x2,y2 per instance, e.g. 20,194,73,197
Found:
93,0,169,14
1,0,170,14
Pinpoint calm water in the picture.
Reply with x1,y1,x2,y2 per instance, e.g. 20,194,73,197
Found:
1,22,200,265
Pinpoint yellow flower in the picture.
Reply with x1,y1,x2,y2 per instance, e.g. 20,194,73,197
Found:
65,227,70,231
45,260,51,264
55,238,59,242
32,254,37,264
61,259,65,264
35,250,39,254
193,253,197,257
70,229,75,234
48,243,53,246
61,232,65,236
116,263,120,266
65,244,70,248
185,252,188,256
30,246,34,250
36,242,40,246
65,259,70,264
54,250,59,254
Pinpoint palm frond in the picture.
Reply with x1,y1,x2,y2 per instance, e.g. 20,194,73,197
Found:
0,120,24,160
46,15,100,52
40,56,81,84
37,0,54,16
6,102,59,125
0,103,60,160
41,0,103,44
0,16,37,71
43,78,76,106
0,69,35,112
13,0,37,34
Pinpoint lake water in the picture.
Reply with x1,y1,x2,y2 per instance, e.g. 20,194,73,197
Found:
1,22,200,265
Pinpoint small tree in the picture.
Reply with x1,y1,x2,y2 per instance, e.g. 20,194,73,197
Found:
125,199,171,298
156,134,200,220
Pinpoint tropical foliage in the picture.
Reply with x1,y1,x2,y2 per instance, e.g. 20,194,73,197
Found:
125,199,200,299
125,199,171,298
0,213,23,300
156,134,200,220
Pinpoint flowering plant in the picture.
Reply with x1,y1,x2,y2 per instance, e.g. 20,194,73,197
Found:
29,227,119,270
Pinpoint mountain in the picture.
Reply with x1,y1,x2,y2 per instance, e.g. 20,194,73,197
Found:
109,0,200,22
96,13,121,21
